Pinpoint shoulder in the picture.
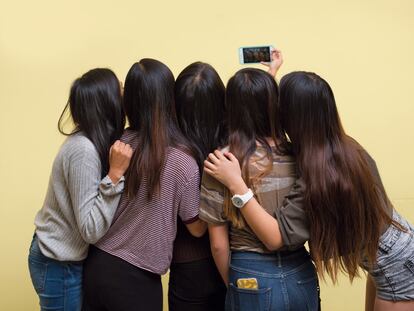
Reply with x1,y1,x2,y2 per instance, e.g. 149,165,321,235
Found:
168,147,198,170
120,128,139,145
166,147,199,183
60,133,99,163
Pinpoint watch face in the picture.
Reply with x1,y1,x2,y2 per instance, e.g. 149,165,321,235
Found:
232,197,243,208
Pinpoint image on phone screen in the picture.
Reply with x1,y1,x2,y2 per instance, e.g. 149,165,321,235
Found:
239,46,272,64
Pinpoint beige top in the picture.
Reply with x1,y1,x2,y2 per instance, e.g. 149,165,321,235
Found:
199,146,305,253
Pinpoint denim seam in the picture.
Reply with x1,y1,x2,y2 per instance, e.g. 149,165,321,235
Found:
377,259,397,301
29,260,48,293
281,277,289,310
379,225,402,253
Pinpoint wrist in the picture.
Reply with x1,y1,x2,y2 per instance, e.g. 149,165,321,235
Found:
268,67,279,78
229,178,249,195
108,168,124,184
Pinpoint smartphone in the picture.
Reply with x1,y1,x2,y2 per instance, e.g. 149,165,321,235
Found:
236,278,259,290
239,46,273,64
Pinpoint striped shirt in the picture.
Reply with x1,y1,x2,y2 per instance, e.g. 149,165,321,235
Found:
95,129,200,275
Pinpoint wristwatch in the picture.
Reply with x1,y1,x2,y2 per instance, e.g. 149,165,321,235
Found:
231,189,254,209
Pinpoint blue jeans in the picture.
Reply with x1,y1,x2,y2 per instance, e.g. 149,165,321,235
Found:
226,247,319,311
28,235,83,311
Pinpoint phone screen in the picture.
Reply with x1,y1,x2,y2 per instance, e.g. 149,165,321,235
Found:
242,46,271,63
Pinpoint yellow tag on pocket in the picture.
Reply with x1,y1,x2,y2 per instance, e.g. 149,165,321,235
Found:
236,278,258,289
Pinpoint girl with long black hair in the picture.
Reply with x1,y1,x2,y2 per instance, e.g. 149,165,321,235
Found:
82,59,207,311
169,62,227,310
28,68,132,311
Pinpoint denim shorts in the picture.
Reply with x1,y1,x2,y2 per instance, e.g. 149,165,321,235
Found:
28,235,83,311
226,247,319,311
365,210,414,301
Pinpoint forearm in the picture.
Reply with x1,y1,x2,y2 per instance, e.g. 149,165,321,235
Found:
75,176,124,244
211,244,229,285
229,180,284,251
208,224,230,285
241,198,283,250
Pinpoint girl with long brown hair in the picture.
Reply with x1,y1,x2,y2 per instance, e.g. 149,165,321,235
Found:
200,63,320,310
205,70,414,311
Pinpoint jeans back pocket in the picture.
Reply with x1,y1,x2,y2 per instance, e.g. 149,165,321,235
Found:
28,258,47,293
28,237,48,293
227,283,271,311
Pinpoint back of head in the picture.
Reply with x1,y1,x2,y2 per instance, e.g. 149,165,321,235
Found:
280,71,393,282
279,71,342,156
226,68,286,158
123,58,188,199
123,58,176,131
175,62,226,170
58,68,125,177
224,68,286,228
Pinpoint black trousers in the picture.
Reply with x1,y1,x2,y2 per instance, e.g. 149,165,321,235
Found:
82,246,162,311
168,257,226,311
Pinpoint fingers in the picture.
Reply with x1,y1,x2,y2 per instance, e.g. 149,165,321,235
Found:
124,144,133,158
204,159,216,171
270,49,282,60
274,50,283,61
224,152,238,163
110,140,133,158
208,152,220,164
203,167,214,176
213,150,225,159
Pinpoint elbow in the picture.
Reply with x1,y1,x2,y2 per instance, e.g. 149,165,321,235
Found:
210,241,227,256
80,228,100,244
191,228,207,238
81,233,99,245
186,220,208,238
263,238,284,252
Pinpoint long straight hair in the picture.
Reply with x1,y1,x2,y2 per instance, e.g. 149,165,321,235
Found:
175,62,227,171
225,68,288,228
279,71,395,282
58,68,125,177
123,58,192,199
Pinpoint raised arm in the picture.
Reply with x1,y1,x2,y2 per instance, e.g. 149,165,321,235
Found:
261,48,283,78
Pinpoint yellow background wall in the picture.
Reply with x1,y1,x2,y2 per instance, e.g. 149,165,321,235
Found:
1,0,413,310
